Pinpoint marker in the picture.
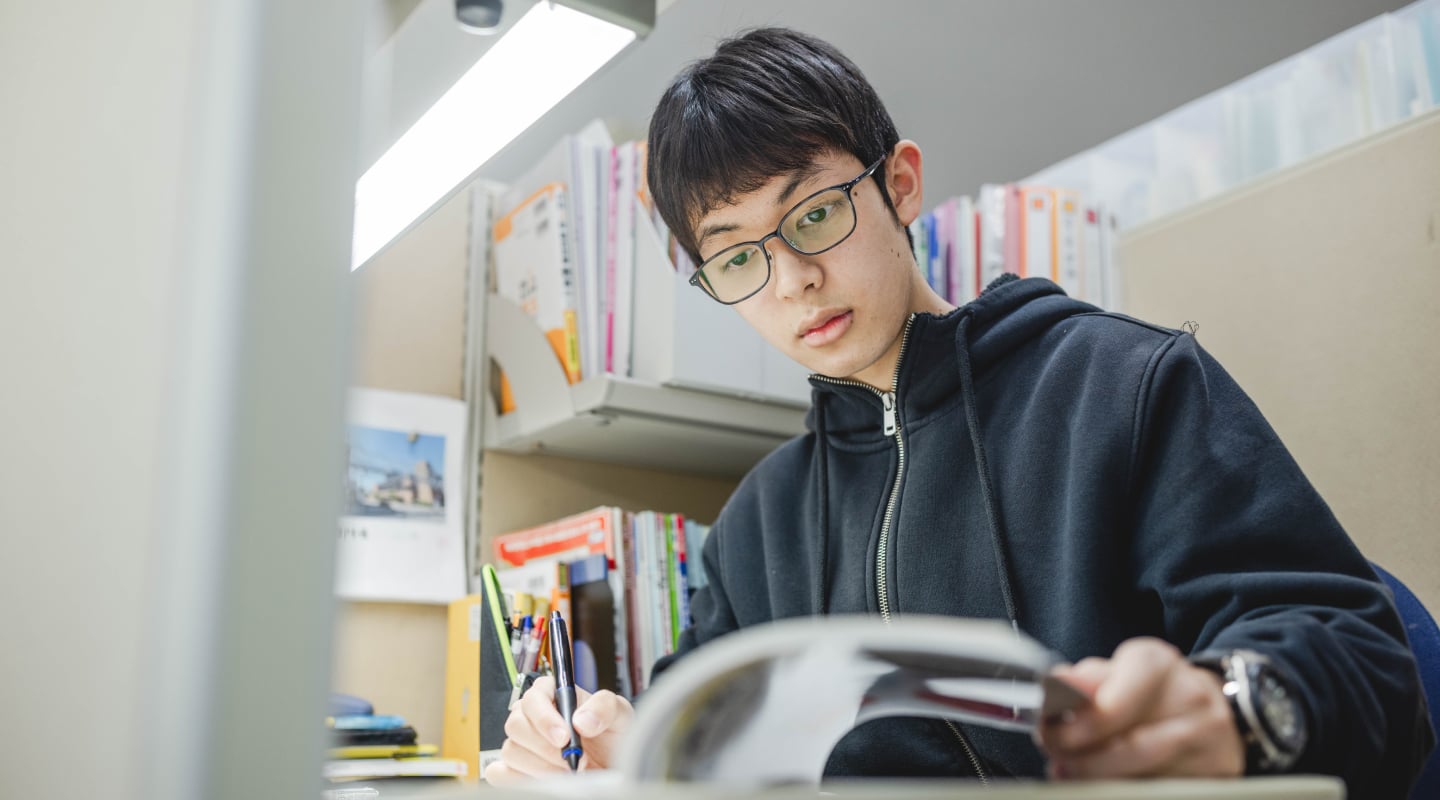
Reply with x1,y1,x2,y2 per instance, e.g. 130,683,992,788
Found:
520,619,543,674
548,610,584,771
512,616,531,663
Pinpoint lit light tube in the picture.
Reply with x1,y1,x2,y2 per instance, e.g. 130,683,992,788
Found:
352,1,635,269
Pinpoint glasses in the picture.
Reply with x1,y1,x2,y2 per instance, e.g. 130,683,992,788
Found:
689,155,886,305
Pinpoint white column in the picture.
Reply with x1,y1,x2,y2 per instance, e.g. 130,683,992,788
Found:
0,2,363,798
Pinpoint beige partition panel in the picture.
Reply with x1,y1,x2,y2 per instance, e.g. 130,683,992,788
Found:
1119,110,1440,611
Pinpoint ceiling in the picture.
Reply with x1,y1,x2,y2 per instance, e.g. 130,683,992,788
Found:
367,0,1412,209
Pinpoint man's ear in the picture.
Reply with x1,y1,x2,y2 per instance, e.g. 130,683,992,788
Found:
886,140,924,227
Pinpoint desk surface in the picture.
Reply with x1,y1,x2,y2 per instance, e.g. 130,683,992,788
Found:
352,775,1345,799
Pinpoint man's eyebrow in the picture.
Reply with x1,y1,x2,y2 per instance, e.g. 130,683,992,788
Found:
773,163,828,208
694,163,829,253
696,222,741,253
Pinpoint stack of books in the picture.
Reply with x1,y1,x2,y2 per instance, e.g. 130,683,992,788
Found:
489,506,712,700
490,120,703,413
323,697,467,785
909,186,1119,311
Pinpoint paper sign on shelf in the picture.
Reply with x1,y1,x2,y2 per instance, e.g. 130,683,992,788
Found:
336,388,467,604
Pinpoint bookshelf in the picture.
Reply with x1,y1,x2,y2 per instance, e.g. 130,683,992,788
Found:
484,292,807,478
474,167,812,481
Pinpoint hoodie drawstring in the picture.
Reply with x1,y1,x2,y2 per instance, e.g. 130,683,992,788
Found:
956,313,1022,632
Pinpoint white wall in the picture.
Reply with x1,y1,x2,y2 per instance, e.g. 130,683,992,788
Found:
0,4,362,799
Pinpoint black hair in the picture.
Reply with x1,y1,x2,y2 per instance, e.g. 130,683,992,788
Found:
647,27,908,264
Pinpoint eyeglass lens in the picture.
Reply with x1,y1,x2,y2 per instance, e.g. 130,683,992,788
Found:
697,187,858,303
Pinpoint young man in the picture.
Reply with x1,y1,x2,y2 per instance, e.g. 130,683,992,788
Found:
486,28,1433,794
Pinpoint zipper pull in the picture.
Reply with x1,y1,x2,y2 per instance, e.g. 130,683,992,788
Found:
881,391,897,437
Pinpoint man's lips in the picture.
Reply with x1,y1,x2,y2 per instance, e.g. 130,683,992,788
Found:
800,310,854,346
798,309,851,338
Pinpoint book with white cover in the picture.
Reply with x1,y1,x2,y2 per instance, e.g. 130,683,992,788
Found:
977,184,1008,288
1053,189,1083,300
609,142,640,377
570,121,614,380
1020,186,1054,281
955,195,978,304
494,183,581,387
1082,204,1105,307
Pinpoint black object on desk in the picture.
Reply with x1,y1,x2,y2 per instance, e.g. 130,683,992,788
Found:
548,610,584,771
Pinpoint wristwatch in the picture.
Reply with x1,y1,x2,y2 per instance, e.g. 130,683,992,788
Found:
1190,649,1308,773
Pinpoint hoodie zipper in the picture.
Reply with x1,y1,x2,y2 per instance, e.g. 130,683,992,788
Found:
811,314,989,784
811,314,914,620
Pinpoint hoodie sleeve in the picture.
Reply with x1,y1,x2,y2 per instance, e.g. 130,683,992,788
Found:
648,514,740,686
1127,332,1433,797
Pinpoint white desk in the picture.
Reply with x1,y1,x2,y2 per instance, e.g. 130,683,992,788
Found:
354,775,1345,799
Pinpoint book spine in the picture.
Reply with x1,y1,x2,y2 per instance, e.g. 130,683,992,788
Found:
1054,190,1083,299
612,143,639,378
604,146,620,373
651,513,672,658
1021,186,1054,281
1102,208,1120,310
671,513,692,637
956,195,978,304
606,508,631,698
664,514,680,651
1004,183,1023,276
626,511,647,695
555,187,582,383
566,136,593,382
932,203,946,300
1082,204,1103,306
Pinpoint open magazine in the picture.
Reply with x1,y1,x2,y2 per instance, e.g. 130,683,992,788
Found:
610,615,1088,787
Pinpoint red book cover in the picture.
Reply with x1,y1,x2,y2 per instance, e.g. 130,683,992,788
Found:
493,507,618,568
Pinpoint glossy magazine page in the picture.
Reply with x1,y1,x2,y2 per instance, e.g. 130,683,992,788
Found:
613,615,1088,786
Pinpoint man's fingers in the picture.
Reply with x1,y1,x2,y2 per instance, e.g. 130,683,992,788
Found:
498,732,570,777
572,690,633,738
1087,639,1180,739
519,676,572,748
571,691,635,768
483,760,522,786
1049,714,1191,780
1054,657,1111,698
1095,638,1180,712
1049,703,1242,780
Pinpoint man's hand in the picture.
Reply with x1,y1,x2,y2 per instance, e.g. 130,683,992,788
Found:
482,676,633,785
1034,637,1244,780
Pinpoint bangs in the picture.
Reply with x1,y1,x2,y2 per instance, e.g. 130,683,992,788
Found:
647,28,896,264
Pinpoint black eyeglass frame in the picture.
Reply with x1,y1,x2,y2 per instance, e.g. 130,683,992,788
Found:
688,155,887,305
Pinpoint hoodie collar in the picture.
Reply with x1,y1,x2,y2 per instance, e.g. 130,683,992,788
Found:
805,277,1086,443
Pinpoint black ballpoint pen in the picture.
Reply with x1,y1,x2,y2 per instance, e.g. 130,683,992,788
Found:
549,610,584,771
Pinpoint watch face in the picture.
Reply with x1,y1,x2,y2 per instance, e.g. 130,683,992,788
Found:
1254,667,1307,753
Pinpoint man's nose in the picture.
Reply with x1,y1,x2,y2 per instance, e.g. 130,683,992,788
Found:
766,240,823,300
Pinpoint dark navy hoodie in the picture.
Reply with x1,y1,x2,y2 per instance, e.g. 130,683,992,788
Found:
652,276,1433,796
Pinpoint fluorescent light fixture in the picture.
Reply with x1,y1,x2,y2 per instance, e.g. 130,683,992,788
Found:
351,1,636,269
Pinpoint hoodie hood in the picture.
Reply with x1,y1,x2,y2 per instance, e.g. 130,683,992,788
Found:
805,275,1097,441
